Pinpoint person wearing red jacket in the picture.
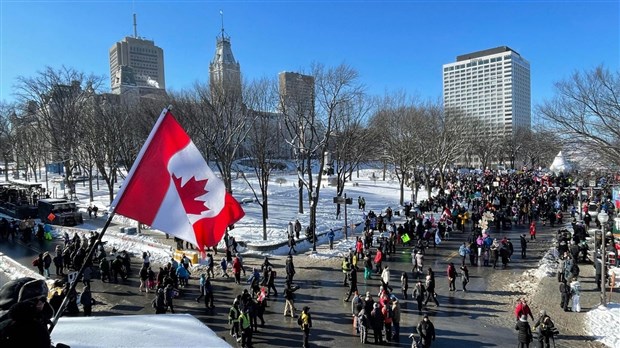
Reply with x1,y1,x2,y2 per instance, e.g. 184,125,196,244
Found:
374,249,383,274
232,256,242,284
529,221,537,241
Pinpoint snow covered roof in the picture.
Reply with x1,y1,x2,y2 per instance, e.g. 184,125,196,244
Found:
51,314,232,348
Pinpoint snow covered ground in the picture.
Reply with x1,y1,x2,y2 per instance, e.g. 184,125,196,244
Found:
2,166,619,346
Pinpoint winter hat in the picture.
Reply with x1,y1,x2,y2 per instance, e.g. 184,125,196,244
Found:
520,315,527,322
373,303,379,308
0,277,36,310
17,279,49,302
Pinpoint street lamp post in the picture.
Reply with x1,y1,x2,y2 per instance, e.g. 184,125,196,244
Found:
598,210,609,307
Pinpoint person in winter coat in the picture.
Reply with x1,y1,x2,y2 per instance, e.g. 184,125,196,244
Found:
458,243,470,267
232,256,243,284
364,254,373,280
202,277,215,309
99,257,110,282
80,285,95,316
490,241,500,269
416,314,436,348
357,308,369,344
413,280,426,313
391,298,401,343
247,268,262,296
152,288,166,314
341,258,351,287
423,268,439,307
229,297,241,338
220,257,230,278
374,249,383,274
139,266,149,292
33,253,44,276
299,306,312,348
285,255,296,285
265,267,278,297
534,311,557,348
196,274,207,302
344,266,358,302
447,263,457,291
327,229,335,250
381,300,393,342
42,252,52,278
164,284,175,313
0,278,54,347
414,250,424,278
381,266,391,290
370,303,384,344
401,272,409,299
283,283,300,317
176,263,190,287
520,234,528,259
529,221,537,240
460,265,470,291
515,315,533,348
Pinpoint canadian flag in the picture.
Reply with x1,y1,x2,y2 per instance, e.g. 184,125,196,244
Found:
111,109,245,252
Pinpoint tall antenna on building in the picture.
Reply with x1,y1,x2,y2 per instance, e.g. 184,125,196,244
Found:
220,9,225,39
133,13,138,38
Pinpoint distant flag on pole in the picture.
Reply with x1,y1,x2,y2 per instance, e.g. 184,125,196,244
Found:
111,108,245,252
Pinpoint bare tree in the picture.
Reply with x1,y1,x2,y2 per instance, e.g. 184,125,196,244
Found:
239,77,281,240
519,127,562,169
0,103,16,181
431,105,468,189
331,93,373,217
280,63,364,248
538,65,620,167
187,82,252,193
13,66,104,191
369,92,418,206
465,118,503,170
12,120,45,182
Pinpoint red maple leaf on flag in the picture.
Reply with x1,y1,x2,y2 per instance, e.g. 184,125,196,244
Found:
171,174,210,215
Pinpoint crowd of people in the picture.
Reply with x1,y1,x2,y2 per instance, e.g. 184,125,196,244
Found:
0,168,617,347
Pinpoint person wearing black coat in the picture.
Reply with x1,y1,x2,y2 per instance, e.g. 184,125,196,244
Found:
515,315,533,348
0,278,54,348
413,280,426,313
416,314,436,348
370,303,384,344
344,267,358,302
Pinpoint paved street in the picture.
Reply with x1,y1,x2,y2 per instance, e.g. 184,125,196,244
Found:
1,215,566,347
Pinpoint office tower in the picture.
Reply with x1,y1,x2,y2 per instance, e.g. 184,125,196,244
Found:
109,15,165,95
443,46,530,138
278,72,315,117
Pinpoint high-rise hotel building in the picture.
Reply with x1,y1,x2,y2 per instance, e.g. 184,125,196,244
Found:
109,36,165,94
442,46,531,138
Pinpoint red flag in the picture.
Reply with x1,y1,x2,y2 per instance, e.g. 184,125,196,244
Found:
111,109,245,251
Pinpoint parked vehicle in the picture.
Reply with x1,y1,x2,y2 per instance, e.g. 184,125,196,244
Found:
38,198,83,226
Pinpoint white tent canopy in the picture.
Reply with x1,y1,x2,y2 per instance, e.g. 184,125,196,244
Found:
549,151,573,174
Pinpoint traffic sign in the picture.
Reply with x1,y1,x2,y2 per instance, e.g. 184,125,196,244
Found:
333,197,353,204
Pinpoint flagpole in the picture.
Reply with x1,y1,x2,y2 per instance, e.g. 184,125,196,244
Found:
49,106,172,334
48,210,116,333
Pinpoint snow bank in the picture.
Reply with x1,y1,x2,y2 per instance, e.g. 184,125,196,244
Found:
585,303,620,348
507,246,557,295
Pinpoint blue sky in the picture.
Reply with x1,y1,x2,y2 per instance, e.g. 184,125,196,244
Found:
1,1,618,115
